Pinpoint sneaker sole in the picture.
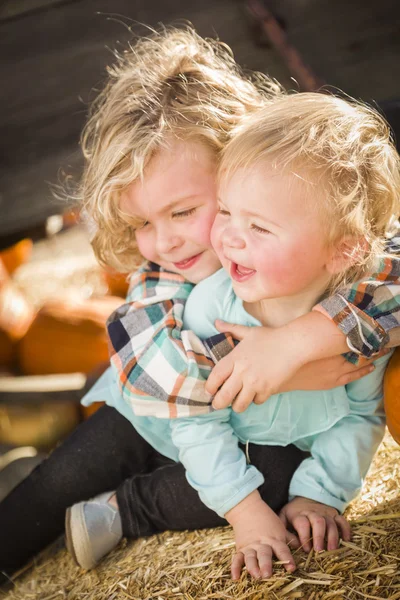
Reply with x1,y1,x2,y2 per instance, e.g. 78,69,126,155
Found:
65,503,96,570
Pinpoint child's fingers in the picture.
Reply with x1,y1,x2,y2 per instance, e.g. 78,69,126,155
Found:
243,548,261,579
309,513,327,552
214,320,250,340
254,391,270,405
337,364,374,386
212,376,242,410
231,385,256,413
334,514,352,541
257,545,273,578
292,515,312,552
273,541,296,573
325,516,340,550
231,551,245,580
206,356,234,397
279,509,288,528
286,531,301,550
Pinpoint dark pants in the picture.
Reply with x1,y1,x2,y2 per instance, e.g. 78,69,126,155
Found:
0,405,305,574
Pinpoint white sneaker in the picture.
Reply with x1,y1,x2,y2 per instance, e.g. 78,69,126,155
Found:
65,491,122,569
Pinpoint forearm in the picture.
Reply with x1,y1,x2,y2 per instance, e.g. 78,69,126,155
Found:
279,311,348,367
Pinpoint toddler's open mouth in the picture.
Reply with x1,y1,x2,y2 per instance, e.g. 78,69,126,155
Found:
230,262,256,282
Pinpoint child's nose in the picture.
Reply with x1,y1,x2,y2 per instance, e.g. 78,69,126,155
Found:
156,230,183,254
222,226,246,249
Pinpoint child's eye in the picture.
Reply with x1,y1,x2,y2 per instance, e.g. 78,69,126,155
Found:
173,207,197,219
251,224,270,234
218,208,230,216
138,221,150,229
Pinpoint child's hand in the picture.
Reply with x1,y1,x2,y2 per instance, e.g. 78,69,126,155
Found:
226,491,298,580
279,496,352,553
206,321,375,412
207,321,305,412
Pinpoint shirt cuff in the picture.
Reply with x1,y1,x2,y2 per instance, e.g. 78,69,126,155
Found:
288,482,347,514
195,467,265,518
314,296,389,358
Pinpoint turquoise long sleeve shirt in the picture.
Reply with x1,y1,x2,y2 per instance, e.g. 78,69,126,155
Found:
82,268,388,517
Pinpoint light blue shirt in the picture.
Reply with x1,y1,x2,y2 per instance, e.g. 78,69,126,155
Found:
82,268,388,517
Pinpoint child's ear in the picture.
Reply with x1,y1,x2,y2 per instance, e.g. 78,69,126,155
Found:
326,236,368,275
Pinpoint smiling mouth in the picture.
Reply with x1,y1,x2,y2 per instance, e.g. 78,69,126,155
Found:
230,262,256,282
173,253,203,270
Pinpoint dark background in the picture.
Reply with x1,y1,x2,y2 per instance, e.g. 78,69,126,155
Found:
1,0,399,243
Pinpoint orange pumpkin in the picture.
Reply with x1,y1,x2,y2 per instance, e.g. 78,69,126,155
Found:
103,269,130,298
0,330,16,369
62,207,81,229
0,239,33,275
18,296,123,376
384,348,400,445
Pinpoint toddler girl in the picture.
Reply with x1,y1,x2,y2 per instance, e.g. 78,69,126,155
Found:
173,93,400,578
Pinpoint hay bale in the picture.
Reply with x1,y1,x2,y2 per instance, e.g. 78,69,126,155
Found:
2,431,400,600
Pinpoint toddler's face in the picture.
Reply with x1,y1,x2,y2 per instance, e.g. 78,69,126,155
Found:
120,139,221,283
212,166,334,303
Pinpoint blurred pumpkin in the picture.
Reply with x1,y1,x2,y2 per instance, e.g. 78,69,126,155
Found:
103,269,130,298
0,261,36,341
0,330,16,369
18,296,123,376
0,239,33,275
384,348,400,445
62,207,81,229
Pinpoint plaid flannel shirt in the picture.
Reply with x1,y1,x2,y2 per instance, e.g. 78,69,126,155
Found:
107,262,235,418
107,243,400,419
317,247,400,359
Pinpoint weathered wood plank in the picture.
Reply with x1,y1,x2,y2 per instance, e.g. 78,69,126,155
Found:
0,0,399,240
0,0,290,237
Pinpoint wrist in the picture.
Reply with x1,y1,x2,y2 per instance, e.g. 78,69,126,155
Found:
225,490,268,526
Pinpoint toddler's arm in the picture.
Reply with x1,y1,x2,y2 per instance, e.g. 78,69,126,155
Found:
285,352,390,549
169,410,263,517
169,413,297,579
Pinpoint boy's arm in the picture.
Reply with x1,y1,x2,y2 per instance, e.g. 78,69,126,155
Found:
208,312,369,410
208,256,400,411
314,255,400,359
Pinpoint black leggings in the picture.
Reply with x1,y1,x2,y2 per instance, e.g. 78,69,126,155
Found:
0,405,305,574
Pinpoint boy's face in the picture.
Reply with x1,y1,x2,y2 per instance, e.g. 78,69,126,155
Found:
212,166,334,303
120,140,221,283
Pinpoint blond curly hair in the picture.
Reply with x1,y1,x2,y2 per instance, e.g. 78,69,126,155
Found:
219,92,400,292
79,26,283,271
